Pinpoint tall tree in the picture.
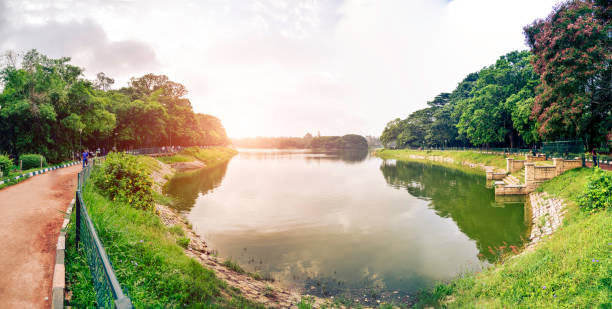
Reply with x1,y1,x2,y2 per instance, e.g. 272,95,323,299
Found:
524,0,612,148
454,51,538,147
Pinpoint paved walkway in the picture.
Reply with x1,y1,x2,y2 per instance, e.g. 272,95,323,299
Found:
0,165,79,308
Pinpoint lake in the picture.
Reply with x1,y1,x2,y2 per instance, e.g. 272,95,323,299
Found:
164,149,529,305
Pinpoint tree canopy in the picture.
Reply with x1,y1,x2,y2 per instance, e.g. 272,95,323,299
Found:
0,50,230,162
382,0,611,151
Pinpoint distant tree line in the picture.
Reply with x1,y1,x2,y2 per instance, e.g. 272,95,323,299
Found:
232,133,369,149
0,50,229,162
381,0,611,151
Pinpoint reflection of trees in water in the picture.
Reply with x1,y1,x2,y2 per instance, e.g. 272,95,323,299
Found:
380,160,528,262
304,149,369,164
163,162,230,212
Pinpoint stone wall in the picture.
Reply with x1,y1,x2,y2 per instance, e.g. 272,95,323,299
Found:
486,171,507,180
506,158,526,173
497,158,583,196
494,182,530,195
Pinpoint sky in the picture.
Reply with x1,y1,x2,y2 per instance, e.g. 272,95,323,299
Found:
0,0,562,138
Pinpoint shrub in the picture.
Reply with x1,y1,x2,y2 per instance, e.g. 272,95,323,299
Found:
0,155,13,176
19,154,46,170
176,237,190,249
578,168,612,212
92,152,154,211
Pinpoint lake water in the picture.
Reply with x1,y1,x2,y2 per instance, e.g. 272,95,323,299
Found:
164,149,528,305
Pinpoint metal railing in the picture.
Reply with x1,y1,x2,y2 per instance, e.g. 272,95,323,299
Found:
75,159,133,308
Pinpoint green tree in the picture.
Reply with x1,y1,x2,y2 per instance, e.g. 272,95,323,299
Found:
454,51,538,147
524,0,611,148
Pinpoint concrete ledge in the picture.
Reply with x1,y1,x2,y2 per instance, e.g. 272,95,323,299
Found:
51,198,75,309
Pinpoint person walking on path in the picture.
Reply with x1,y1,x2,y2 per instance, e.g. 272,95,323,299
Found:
591,148,598,167
82,149,89,168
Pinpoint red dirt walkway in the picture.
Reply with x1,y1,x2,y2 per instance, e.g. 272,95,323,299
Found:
0,165,79,308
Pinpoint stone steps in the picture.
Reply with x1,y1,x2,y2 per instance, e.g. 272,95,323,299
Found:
503,174,520,185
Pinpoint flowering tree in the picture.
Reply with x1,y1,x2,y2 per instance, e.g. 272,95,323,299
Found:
524,0,611,148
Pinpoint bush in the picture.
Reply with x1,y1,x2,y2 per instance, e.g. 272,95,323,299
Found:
578,168,612,212
92,152,154,211
19,154,46,170
0,155,13,176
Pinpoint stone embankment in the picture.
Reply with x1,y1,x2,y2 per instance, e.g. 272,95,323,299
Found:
526,192,566,248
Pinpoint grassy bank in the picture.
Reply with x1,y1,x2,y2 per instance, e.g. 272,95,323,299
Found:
65,149,261,308
375,149,523,171
157,147,237,166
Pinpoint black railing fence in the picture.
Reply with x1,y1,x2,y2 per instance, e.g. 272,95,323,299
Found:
75,158,133,309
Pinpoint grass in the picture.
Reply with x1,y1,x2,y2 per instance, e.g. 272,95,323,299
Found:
222,258,246,274
157,154,195,164
375,149,523,171
138,155,162,172
65,170,264,308
153,147,238,169
419,168,611,308
179,147,238,167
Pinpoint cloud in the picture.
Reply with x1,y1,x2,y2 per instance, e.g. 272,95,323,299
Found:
0,2,159,80
0,0,563,137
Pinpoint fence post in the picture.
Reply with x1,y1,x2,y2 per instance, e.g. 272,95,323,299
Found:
75,190,81,248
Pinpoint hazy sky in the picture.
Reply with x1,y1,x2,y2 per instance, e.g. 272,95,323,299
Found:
0,0,561,138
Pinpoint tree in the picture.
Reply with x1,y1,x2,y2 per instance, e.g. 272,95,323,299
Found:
195,113,230,146
454,51,538,147
94,72,115,91
524,0,612,148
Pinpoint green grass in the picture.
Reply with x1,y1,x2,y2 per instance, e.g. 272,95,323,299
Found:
156,154,195,164
222,258,246,274
421,168,612,308
179,147,238,167
65,178,264,308
138,155,162,172
154,147,237,168
375,149,522,171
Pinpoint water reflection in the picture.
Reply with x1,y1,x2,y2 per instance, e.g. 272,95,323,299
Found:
380,160,529,261
164,162,230,211
163,150,528,304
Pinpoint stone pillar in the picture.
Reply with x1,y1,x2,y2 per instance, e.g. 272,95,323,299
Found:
553,158,563,176
525,162,535,187
507,158,514,173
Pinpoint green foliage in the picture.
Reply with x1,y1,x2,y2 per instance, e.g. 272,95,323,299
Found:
0,155,13,176
0,51,230,163
578,168,612,212
92,152,154,211
310,134,368,149
297,296,315,309
524,0,611,146
168,225,185,237
176,237,190,249
18,154,46,170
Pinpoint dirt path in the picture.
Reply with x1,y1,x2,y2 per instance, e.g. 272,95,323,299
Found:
0,165,79,308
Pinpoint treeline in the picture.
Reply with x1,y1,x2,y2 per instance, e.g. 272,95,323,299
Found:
0,50,229,162
382,0,611,151
232,134,369,149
